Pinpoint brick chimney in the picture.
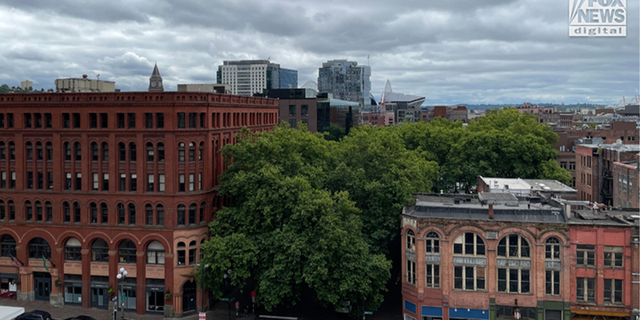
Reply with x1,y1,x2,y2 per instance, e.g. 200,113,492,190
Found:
488,204,494,219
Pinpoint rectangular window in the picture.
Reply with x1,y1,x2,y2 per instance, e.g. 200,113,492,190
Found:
178,174,185,192
199,112,205,128
576,277,595,302
178,251,185,265
288,119,296,129
147,174,154,192
73,113,80,128
145,113,153,128
1,172,5,188
289,105,296,117
45,113,52,128
560,162,567,169
37,172,43,189
577,245,595,266
604,247,623,268
90,113,97,128
156,113,164,128
100,113,108,128
0,113,4,128
24,113,32,128
130,174,137,191
569,162,575,171
188,113,197,128
406,260,415,285
546,270,560,295
158,174,165,193
47,172,53,189
454,265,484,291
426,264,440,288
189,249,196,265
6,113,13,128
65,173,72,190
119,173,126,192
63,113,70,128
199,173,202,191
189,173,195,191
27,172,33,189
102,173,109,191
75,173,82,190
127,113,135,129
34,113,41,128
301,105,308,117
92,173,99,191
117,113,125,128
603,279,623,304
10,172,16,189
177,113,185,128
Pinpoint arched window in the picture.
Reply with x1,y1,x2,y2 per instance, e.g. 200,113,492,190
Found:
146,142,154,162
453,233,485,256
145,204,153,225
177,242,186,265
35,142,43,160
188,241,197,265
199,202,205,224
26,142,33,160
156,205,164,226
188,204,196,225
128,203,136,225
25,201,32,221
74,142,81,161
8,201,14,220
545,237,560,260
406,229,415,252
91,238,109,262
63,202,71,222
147,241,165,265
129,142,136,162
29,237,51,259
157,143,165,162
117,203,125,224
100,203,108,224
46,142,53,161
45,201,52,222
426,232,440,254
91,142,98,161
545,237,561,296
178,142,185,163
118,240,137,263
101,142,109,161
498,234,530,258
64,142,71,161
90,203,98,224
65,238,82,261
0,235,17,257
118,142,126,162
177,205,185,226
497,234,531,294
188,142,195,162
35,201,42,221
73,201,81,223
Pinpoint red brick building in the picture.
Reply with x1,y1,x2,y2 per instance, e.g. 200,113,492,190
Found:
402,194,572,320
0,90,278,317
611,160,639,209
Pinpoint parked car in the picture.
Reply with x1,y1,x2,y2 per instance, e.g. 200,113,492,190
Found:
14,310,52,320
64,316,97,320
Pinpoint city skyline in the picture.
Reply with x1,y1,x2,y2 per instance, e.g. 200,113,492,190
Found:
0,0,638,105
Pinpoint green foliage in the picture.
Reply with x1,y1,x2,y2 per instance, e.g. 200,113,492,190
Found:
325,123,346,141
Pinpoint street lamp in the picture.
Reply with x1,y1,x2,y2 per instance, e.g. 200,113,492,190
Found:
197,263,209,313
116,267,128,320
224,269,232,320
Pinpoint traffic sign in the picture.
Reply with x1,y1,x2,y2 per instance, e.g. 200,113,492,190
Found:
121,293,126,301
364,311,373,315
199,312,206,320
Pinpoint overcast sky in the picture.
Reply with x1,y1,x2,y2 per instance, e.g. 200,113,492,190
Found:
0,0,638,105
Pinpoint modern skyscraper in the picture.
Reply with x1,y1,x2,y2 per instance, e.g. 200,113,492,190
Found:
317,59,371,108
216,60,297,96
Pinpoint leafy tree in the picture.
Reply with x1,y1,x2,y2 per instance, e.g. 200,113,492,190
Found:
325,123,345,141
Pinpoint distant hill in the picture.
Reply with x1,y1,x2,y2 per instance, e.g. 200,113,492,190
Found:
423,103,606,111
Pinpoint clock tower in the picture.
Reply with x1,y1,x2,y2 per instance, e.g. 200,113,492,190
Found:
148,63,164,92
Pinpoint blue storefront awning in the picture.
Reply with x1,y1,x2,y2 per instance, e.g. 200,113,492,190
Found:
422,306,443,317
404,300,417,314
450,308,489,320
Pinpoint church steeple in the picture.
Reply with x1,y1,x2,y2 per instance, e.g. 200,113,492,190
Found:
148,63,164,92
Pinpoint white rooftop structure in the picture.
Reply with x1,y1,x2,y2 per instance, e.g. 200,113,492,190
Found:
479,176,576,197
381,80,424,110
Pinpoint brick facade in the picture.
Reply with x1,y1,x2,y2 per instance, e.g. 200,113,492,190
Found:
0,91,278,317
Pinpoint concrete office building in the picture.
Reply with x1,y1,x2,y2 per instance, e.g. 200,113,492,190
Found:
55,75,115,93
20,81,33,91
217,60,297,96
317,59,371,108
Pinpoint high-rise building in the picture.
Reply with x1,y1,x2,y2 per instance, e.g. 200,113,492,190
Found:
0,88,278,317
216,60,297,96
317,59,371,108
20,80,33,91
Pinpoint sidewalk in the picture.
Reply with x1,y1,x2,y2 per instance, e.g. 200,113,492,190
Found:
0,298,247,320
